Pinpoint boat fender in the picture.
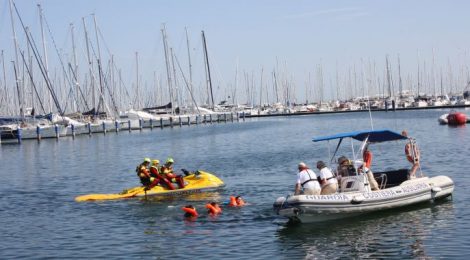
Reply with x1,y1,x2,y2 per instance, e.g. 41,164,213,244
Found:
275,196,286,204
206,202,222,215
182,205,198,217
351,195,365,204
431,186,442,193
274,197,287,212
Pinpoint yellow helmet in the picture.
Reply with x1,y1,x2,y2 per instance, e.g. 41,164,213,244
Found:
152,159,160,165
144,158,151,163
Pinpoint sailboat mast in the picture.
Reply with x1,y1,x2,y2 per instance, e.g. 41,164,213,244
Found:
38,4,49,79
9,0,23,118
11,61,22,117
233,60,239,105
272,70,279,103
26,27,34,112
398,54,403,97
417,52,421,97
174,54,200,114
201,30,214,110
82,17,95,111
170,48,180,111
440,68,444,96
93,14,104,115
135,51,139,109
1,50,10,115
185,27,193,95
335,61,339,100
38,4,52,114
70,23,80,111
259,67,263,114
386,55,392,98
161,25,174,115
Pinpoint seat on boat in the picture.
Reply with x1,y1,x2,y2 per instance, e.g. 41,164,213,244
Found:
373,169,409,189
340,175,369,193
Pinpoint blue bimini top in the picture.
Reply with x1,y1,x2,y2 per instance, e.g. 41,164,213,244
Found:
312,129,408,143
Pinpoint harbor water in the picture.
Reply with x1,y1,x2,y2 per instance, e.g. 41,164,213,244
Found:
0,109,469,259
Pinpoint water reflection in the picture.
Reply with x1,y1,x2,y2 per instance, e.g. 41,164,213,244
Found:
140,191,224,203
0,111,464,258
276,200,454,259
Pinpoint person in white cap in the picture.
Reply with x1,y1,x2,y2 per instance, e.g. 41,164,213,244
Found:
295,162,321,195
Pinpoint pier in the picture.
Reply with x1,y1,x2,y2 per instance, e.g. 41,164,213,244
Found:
0,112,244,144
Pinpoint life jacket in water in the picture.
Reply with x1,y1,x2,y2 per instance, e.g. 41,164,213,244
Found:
182,206,198,217
206,203,222,215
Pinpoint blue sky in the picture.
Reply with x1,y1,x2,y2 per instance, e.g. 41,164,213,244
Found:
1,0,470,105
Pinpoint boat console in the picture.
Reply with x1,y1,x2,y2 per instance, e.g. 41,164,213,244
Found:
340,175,370,193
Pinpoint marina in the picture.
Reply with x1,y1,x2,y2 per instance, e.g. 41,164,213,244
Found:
2,1,470,146
0,111,243,144
1,0,470,259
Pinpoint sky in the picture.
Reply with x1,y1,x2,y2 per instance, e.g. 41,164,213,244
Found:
1,0,470,109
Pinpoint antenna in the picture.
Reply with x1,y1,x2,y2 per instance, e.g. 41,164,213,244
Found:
363,61,374,130
367,95,374,130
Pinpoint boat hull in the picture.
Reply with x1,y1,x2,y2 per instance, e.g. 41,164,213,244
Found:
273,176,453,223
75,170,224,202
0,127,19,144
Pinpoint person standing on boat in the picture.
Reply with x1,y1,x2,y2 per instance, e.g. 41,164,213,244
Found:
295,162,321,195
316,161,338,195
161,158,185,189
402,130,420,179
136,158,158,189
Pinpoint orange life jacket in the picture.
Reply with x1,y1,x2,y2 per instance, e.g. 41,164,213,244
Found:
182,206,198,217
363,150,372,168
206,203,222,214
229,196,245,207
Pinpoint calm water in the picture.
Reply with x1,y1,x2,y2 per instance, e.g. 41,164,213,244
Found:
0,109,469,259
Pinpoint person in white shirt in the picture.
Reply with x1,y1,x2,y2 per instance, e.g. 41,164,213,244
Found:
295,162,321,195
316,161,338,195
